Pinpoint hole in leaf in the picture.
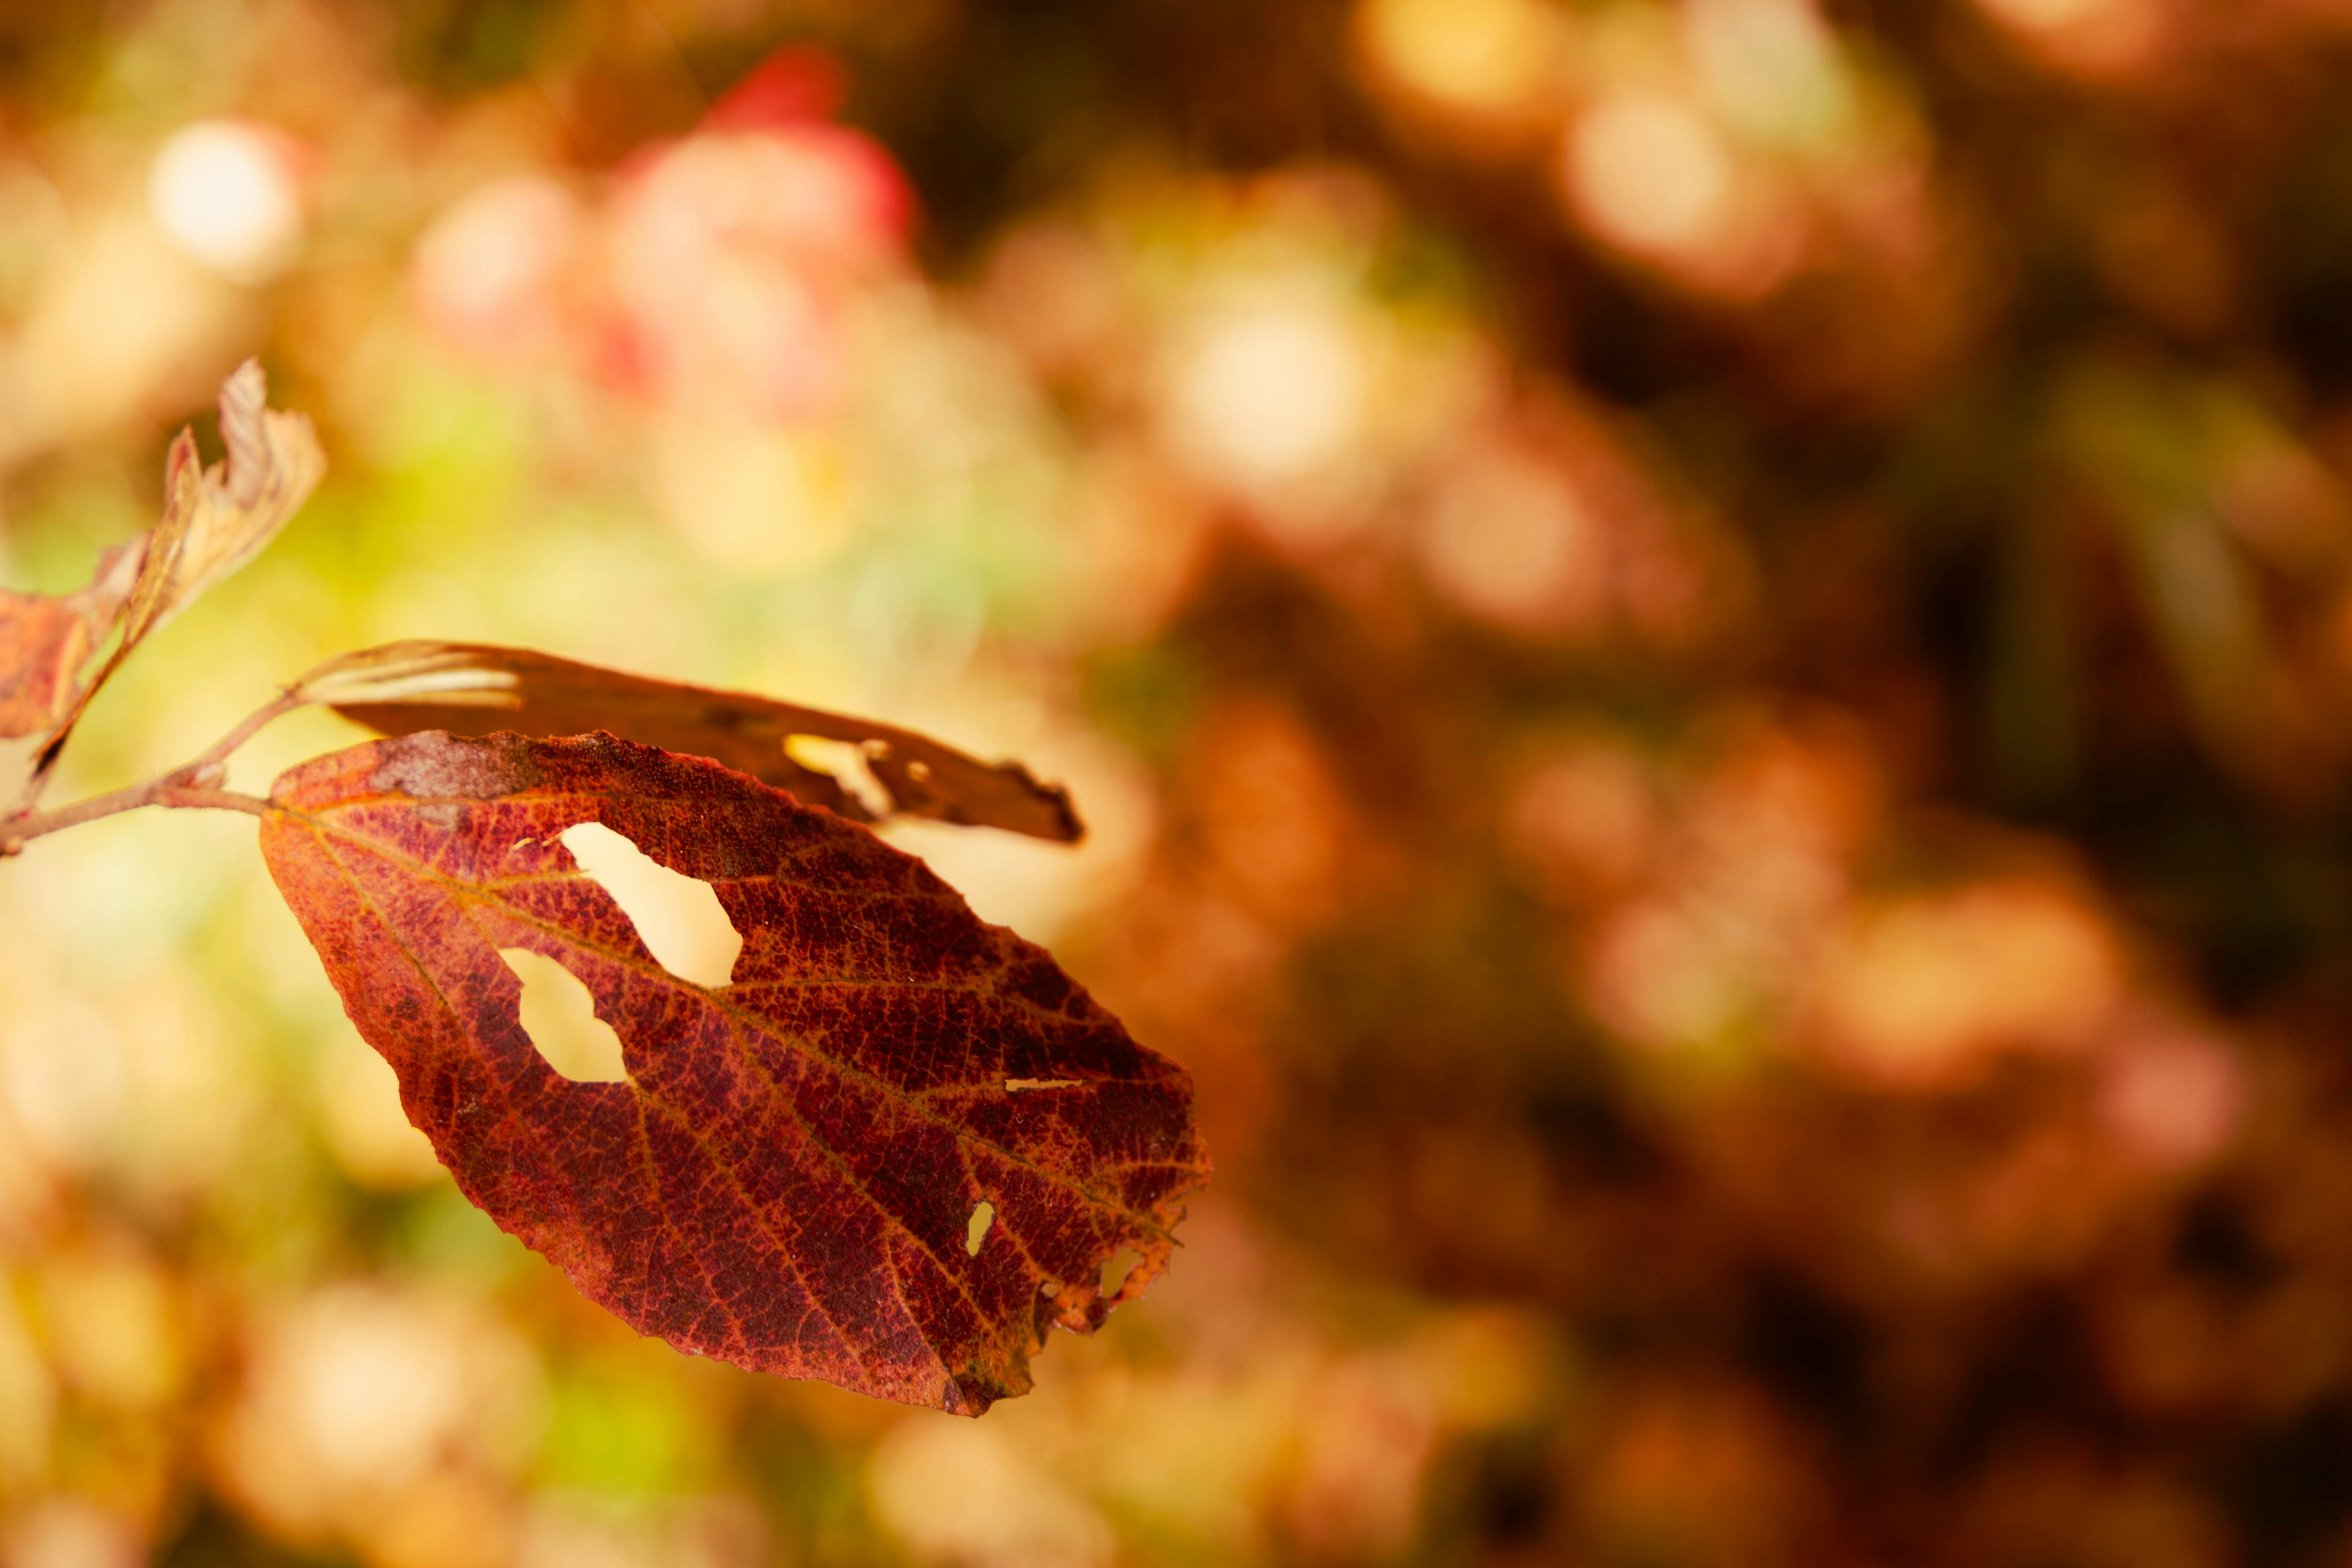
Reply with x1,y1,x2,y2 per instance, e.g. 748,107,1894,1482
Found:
782,734,894,818
558,822,741,989
1005,1077,1082,1093
965,1200,995,1256
1099,1246,1144,1298
500,949,630,1082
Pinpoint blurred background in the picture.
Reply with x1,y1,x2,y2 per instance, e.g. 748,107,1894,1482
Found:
4,0,2352,1562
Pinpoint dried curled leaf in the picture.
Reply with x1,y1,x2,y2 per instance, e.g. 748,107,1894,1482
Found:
295,641,1083,841
4,361,323,813
0,543,140,740
117,359,326,652
259,729,1202,1412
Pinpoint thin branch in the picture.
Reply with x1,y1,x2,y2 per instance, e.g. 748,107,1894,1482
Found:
174,687,303,789
0,687,300,856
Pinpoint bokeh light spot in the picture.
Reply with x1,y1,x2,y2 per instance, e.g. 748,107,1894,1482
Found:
1354,0,1559,118
1565,92,1735,258
1164,293,1368,491
148,120,303,281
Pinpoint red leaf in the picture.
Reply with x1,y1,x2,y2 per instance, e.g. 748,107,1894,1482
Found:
703,47,848,133
0,543,140,741
258,728,1205,1412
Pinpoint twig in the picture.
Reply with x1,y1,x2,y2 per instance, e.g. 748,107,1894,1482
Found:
172,687,303,790
0,688,300,856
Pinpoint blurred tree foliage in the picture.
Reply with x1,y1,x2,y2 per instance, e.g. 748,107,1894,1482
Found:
9,0,2352,1565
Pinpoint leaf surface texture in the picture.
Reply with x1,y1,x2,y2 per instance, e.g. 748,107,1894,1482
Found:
259,729,1202,1412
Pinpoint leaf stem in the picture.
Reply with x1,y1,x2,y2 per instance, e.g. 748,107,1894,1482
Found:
0,687,298,856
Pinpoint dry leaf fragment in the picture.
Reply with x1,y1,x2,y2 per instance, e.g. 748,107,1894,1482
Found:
295,641,1084,841
6,360,323,813
260,729,1202,1411
115,359,325,653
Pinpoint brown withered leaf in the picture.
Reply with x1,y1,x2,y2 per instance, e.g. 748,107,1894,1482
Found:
115,359,325,653
260,729,1202,1411
8,361,323,812
0,543,140,740
295,641,1083,841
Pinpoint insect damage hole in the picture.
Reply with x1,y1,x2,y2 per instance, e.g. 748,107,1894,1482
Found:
965,1200,995,1256
1099,1246,1145,1298
782,735,894,818
557,822,742,989
500,949,630,1082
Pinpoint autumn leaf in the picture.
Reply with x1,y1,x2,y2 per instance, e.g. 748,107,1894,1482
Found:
293,640,1083,841
116,359,326,653
0,543,140,740
4,361,323,813
258,728,1203,1412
